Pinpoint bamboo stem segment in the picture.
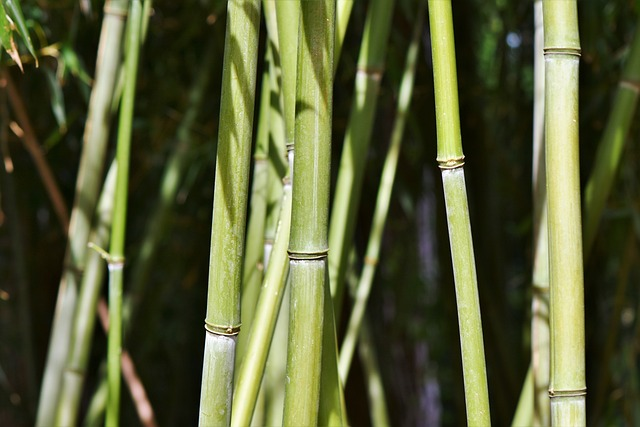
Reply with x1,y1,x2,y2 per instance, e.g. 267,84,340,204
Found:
198,0,260,424
543,0,586,425
282,0,335,424
427,1,491,425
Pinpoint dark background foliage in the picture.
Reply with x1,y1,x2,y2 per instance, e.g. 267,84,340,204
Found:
1,0,639,425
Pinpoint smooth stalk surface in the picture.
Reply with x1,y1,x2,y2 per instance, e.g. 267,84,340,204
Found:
282,0,335,424
198,0,260,424
543,0,586,424
427,1,491,424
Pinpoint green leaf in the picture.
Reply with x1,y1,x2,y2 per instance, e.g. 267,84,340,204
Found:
2,0,38,66
0,2,23,71
61,44,92,86
43,67,67,132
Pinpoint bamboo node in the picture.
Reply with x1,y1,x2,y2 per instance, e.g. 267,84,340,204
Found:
364,256,378,266
543,47,581,57
103,4,128,18
548,388,587,398
532,283,549,295
357,65,384,82
620,79,640,94
437,156,465,170
205,323,241,336
288,248,329,261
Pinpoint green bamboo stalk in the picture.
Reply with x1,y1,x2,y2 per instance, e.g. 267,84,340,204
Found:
426,1,490,425
35,1,129,424
282,0,334,424
338,6,422,381
198,0,260,424
511,366,534,427
583,24,640,259
543,0,585,424
334,0,354,70
231,179,292,427
328,0,396,316
54,161,117,427
359,318,390,427
106,0,143,423
531,1,550,425
83,367,108,427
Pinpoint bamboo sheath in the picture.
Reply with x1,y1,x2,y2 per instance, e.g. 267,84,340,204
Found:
427,0,491,425
543,0,586,425
35,1,129,424
199,0,260,424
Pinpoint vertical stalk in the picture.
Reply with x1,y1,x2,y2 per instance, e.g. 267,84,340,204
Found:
106,0,143,423
426,1,491,425
531,1,550,425
543,0,585,425
328,0,396,315
583,25,640,258
282,0,334,424
338,4,423,381
36,1,129,424
55,161,117,427
198,0,260,424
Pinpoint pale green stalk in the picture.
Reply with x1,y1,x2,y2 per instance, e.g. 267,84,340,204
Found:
231,180,292,427
359,319,390,427
282,0,334,423
427,1,490,424
543,0,585,424
198,0,260,424
55,161,117,426
106,0,143,423
583,24,640,258
35,1,129,424
334,0,354,70
531,1,550,425
328,0,396,316
339,5,423,381
511,366,534,427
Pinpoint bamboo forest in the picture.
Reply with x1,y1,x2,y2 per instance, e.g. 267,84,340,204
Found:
1,0,640,425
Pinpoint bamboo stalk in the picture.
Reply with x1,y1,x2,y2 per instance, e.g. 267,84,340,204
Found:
531,1,550,425
339,4,423,381
543,0,585,424
105,0,143,422
583,25,640,259
198,0,261,424
54,161,116,426
426,1,490,424
35,1,129,424
282,0,335,423
328,0,396,316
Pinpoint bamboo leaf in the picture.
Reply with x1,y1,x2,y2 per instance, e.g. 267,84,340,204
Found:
2,0,38,66
0,3,23,72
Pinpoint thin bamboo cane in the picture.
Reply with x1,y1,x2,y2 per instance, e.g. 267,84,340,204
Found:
35,1,128,424
359,318,390,427
282,0,334,423
531,1,550,425
543,0,585,424
198,0,260,424
426,1,491,424
338,7,422,381
328,0,396,316
583,25,640,259
106,0,143,422
54,161,116,426
334,0,354,71
231,179,292,427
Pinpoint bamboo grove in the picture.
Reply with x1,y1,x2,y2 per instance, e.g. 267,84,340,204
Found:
1,0,640,425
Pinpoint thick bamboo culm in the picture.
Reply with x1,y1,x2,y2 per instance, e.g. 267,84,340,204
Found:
426,0,491,424
282,0,335,424
198,0,261,424
35,1,129,424
543,0,586,425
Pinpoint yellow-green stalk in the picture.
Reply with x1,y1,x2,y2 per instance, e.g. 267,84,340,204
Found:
282,0,334,423
543,0,585,424
106,0,143,422
198,0,260,424
426,1,490,424
339,4,423,381
35,1,129,424
328,0,396,315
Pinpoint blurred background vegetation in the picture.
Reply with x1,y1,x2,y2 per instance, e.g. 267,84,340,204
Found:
1,0,639,425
